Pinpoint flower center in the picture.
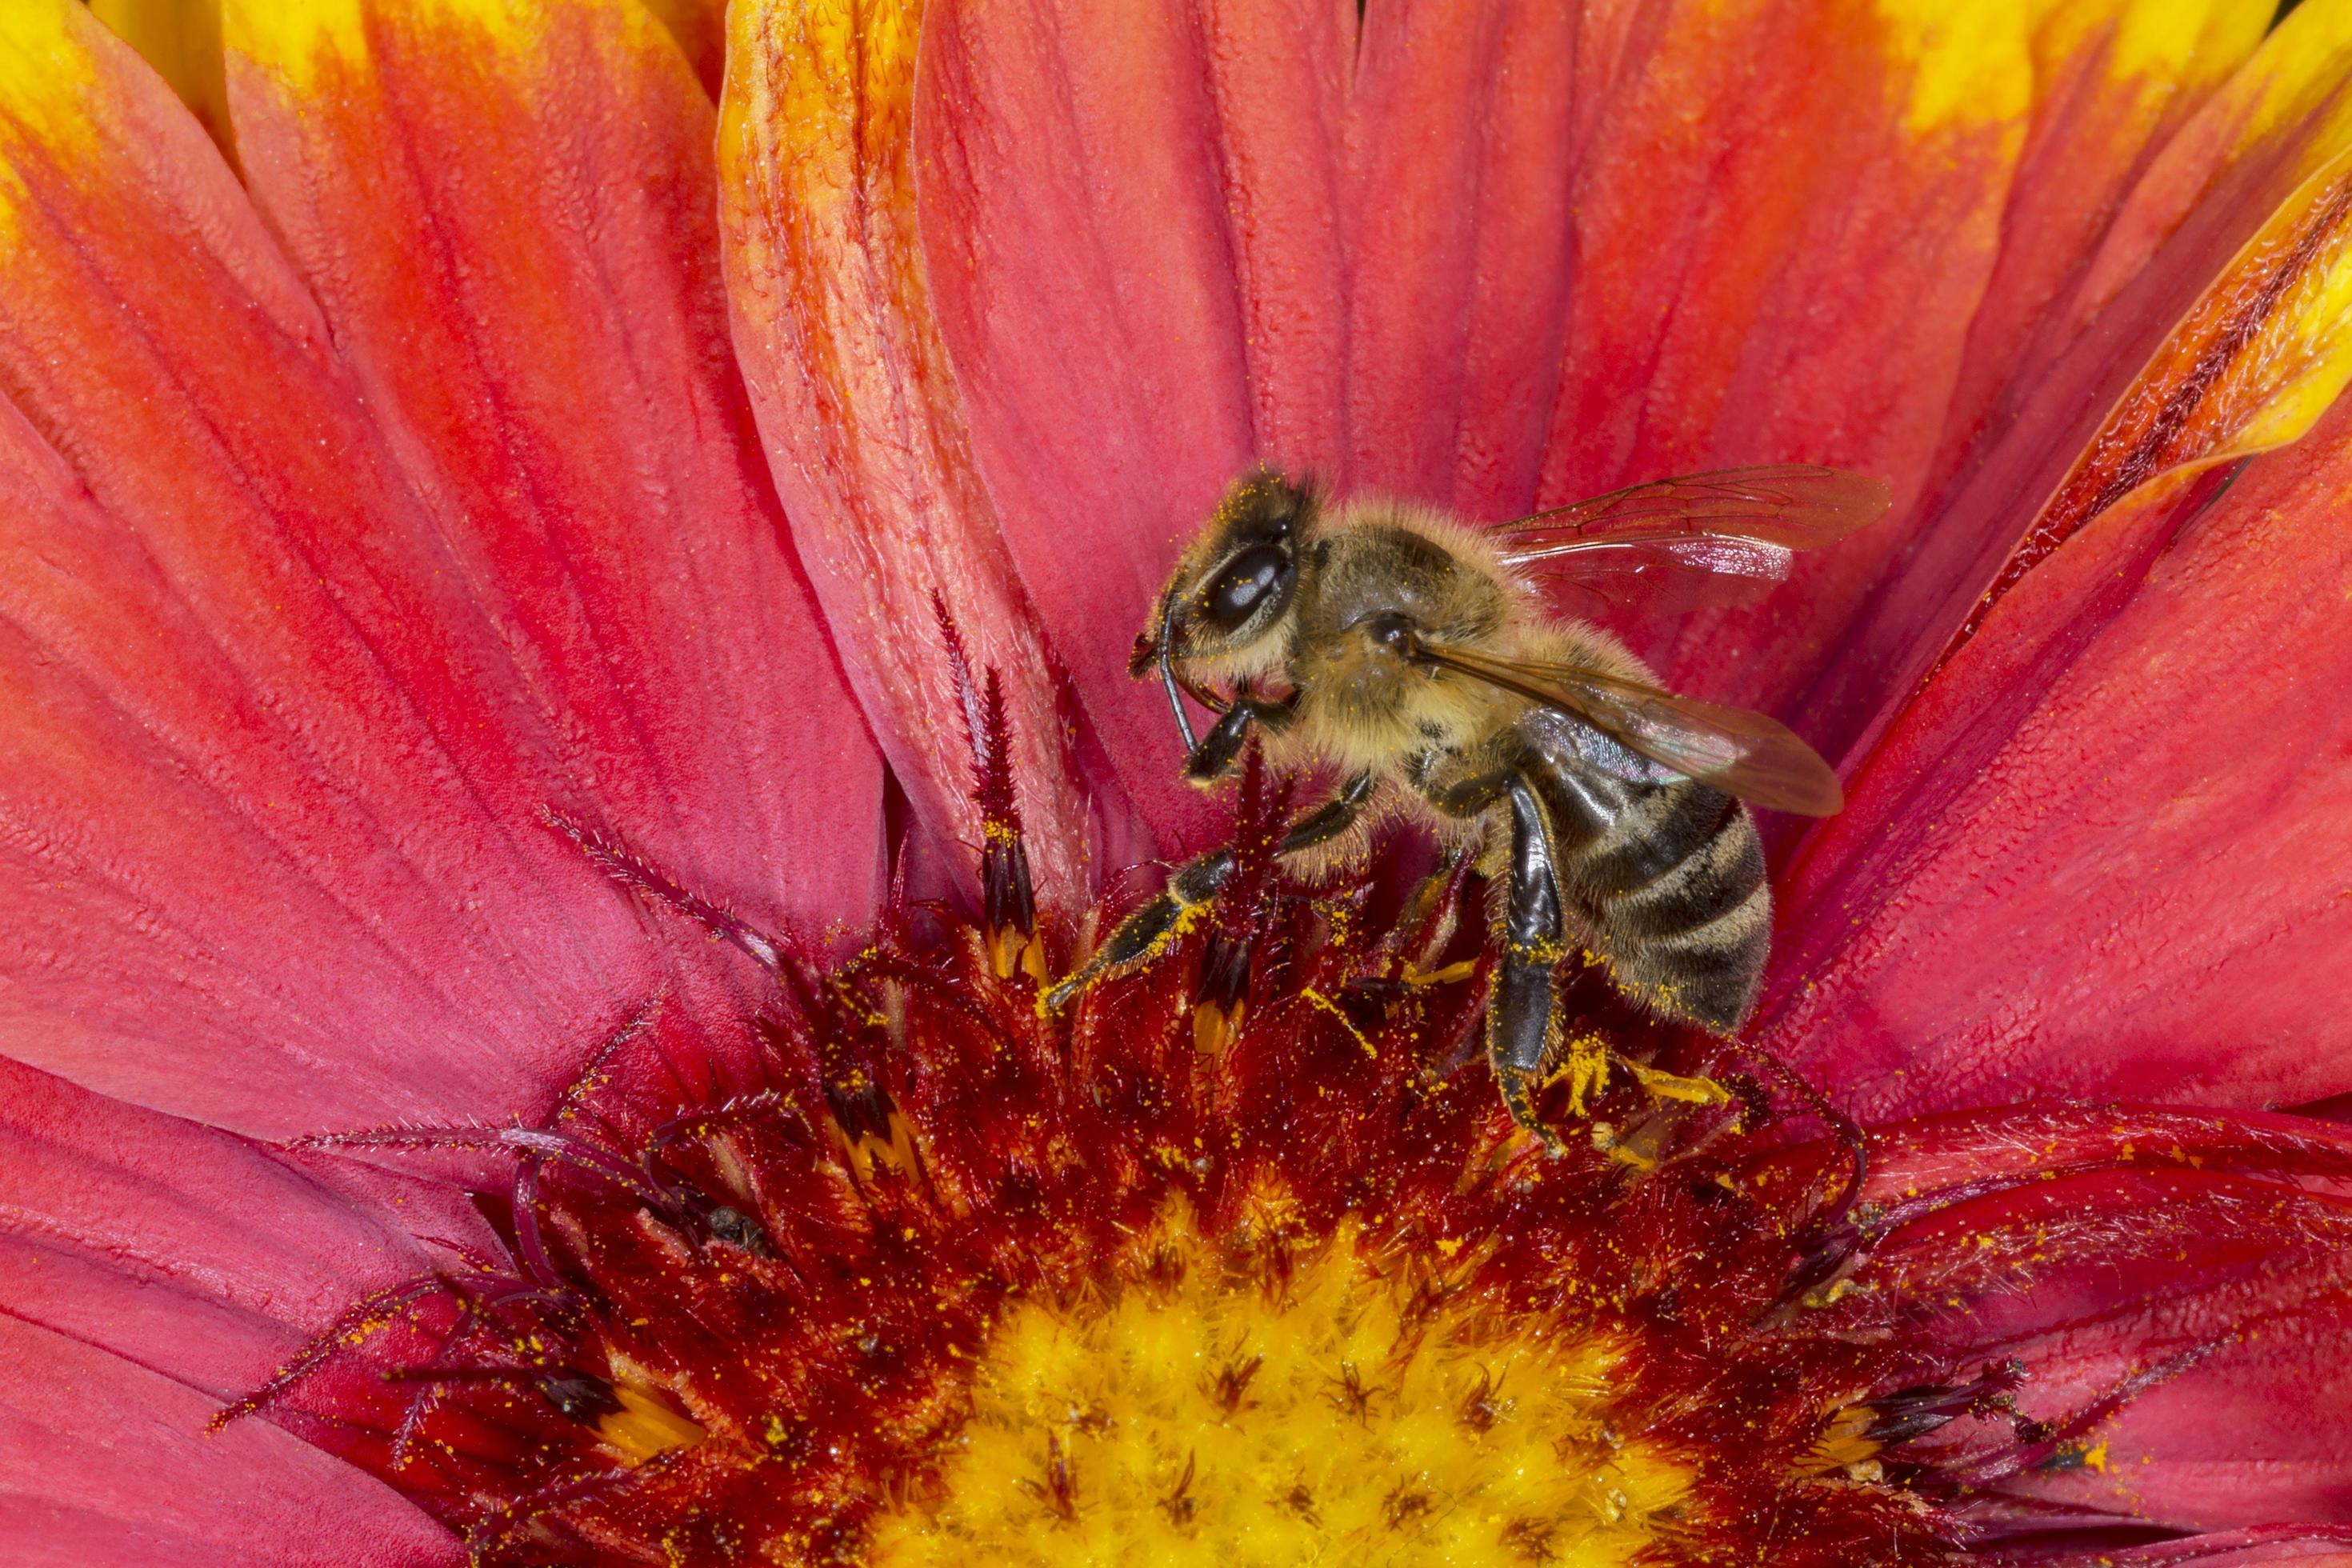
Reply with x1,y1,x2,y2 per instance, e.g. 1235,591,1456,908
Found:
865,1216,1687,1566
224,742,2092,1566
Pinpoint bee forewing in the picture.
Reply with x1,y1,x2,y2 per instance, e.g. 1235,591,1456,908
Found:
1522,536,1798,618
1422,645,1845,816
1492,465,1891,562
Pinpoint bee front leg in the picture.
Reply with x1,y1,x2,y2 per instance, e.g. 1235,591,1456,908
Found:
1183,692,1297,784
1490,776,1570,1153
1278,770,1376,855
1042,849,1237,1013
1040,771,1372,1015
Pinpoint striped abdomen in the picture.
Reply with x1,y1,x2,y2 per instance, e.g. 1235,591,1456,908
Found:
1515,708,1770,1032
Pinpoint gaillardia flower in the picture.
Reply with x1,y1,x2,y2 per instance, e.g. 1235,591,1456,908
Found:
8,0,2352,1563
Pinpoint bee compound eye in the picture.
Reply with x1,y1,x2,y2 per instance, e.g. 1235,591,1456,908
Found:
1202,544,1290,630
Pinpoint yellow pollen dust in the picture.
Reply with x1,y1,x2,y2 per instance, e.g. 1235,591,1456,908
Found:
864,1219,1690,1566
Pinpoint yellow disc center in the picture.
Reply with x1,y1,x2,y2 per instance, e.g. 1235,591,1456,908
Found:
865,1219,1689,1565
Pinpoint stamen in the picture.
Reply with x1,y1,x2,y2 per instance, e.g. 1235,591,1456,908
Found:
288,1122,671,1207
546,810,787,973
934,594,1035,956
209,1276,448,1431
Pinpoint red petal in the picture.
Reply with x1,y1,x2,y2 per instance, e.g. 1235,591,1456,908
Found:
0,6,854,1130
1542,0,2030,719
1764,320,2352,1115
0,1316,458,1566
914,0,1302,847
222,0,879,926
0,1055,438,1345
718,0,1109,895
1765,384,2352,1114
914,0,1595,846
1343,2,1582,517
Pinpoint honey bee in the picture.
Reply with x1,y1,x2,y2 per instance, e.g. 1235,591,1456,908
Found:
1044,465,1890,1144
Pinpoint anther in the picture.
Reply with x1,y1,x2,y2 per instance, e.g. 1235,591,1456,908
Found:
1862,1362,2022,1446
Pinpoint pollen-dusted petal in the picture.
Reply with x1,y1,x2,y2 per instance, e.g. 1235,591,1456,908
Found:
1810,1112,2352,1538
1539,0,2030,719
2091,1533,2352,1565
0,1316,460,1566
1874,1162,2352,1534
718,0,1105,898
1761,383,2352,1116
1860,1102,2352,1200
2007,1301,2352,1534
0,3,840,1133
222,0,880,930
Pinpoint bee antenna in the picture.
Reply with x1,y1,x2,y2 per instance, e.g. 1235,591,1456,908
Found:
1158,591,1199,750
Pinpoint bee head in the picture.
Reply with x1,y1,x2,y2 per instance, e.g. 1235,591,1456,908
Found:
1131,469,1315,679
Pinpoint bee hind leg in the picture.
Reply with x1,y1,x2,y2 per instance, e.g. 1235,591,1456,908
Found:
1489,776,1570,1154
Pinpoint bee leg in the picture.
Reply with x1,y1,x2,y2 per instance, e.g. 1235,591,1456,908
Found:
1490,776,1570,1154
1426,767,1513,819
1278,770,1376,854
1040,771,1370,1014
1183,693,1297,784
1042,849,1237,1012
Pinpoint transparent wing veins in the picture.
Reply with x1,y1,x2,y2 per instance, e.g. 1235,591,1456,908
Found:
1420,643,1844,816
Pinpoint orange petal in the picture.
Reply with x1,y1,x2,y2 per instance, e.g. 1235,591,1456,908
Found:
1809,1,2352,761
86,0,234,157
718,0,1109,896
1932,0,2269,490
1818,138,2352,772
643,0,726,95
1540,0,2031,719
